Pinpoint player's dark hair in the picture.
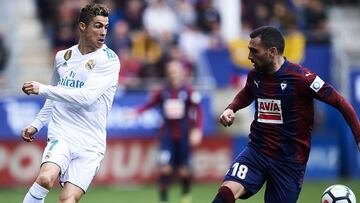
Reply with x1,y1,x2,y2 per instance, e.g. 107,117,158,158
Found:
78,3,109,25
250,26,285,54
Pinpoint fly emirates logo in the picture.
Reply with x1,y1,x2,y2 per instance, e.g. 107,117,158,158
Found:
58,70,84,88
257,98,283,124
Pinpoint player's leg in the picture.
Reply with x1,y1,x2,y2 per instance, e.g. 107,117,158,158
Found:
157,135,174,203
23,138,70,203
211,145,267,203
58,146,104,203
178,137,192,203
263,160,306,203
59,182,84,203
212,181,245,203
159,164,173,203
23,163,60,203
178,165,192,203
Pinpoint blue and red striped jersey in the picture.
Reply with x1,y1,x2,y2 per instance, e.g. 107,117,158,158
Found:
137,84,203,141
228,59,360,164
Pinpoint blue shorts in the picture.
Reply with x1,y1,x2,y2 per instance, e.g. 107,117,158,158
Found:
158,135,190,167
224,144,306,203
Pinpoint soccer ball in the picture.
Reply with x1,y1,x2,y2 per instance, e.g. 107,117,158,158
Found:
321,184,356,203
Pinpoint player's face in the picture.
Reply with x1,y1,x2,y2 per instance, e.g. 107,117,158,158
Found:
82,16,109,50
166,61,185,88
248,37,274,73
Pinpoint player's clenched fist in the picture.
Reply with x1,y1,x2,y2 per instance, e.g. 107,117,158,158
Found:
219,108,235,127
22,81,40,95
21,125,38,142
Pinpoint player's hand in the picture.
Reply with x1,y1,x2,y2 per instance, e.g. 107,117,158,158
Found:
21,125,38,142
190,128,202,147
357,142,360,152
219,109,235,127
22,81,40,95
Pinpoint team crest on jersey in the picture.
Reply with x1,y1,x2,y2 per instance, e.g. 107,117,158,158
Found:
280,80,287,91
44,151,51,160
64,50,72,61
85,59,95,70
257,98,283,124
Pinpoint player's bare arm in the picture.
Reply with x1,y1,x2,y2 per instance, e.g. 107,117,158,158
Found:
219,109,235,127
21,125,38,142
22,81,41,95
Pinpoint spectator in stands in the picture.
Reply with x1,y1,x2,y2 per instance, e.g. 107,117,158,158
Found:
131,28,163,78
282,14,306,64
301,0,331,44
133,59,203,203
117,47,142,88
0,34,9,86
124,0,145,31
178,25,210,65
195,0,221,34
109,20,132,52
172,0,197,29
160,42,194,78
142,0,179,41
35,0,57,36
51,0,80,52
252,2,272,28
110,21,142,88
0,34,8,74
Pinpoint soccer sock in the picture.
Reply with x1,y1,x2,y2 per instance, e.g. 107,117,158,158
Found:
159,174,172,202
180,176,191,195
23,182,49,203
180,176,192,203
211,186,235,203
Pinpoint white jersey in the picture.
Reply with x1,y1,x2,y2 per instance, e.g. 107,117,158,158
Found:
31,44,120,154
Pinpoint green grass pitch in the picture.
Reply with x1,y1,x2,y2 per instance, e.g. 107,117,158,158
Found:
1,180,359,203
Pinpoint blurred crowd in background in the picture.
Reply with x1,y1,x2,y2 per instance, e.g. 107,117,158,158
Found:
31,0,337,90
0,0,358,90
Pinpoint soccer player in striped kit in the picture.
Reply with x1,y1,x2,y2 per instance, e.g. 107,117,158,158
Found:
135,59,203,203
211,26,360,203
21,3,120,203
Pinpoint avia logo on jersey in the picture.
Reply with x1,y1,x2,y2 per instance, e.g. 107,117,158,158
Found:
58,70,84,88
257,98,283,124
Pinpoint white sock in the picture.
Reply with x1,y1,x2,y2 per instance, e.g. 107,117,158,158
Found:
23,182,49,203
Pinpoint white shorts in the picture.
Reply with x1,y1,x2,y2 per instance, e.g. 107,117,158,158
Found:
41,138,104,192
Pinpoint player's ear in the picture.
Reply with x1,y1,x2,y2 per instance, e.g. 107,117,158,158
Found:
79,22,87,32
269,47,277,56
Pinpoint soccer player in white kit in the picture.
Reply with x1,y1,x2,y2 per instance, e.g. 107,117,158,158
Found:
21,3,120,203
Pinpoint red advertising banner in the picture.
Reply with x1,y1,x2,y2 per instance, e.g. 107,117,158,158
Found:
0,136,232,187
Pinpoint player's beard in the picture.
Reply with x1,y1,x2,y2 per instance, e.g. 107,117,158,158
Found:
254,60,274,74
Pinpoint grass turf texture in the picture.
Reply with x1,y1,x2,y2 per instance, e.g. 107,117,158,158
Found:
1,180,359,203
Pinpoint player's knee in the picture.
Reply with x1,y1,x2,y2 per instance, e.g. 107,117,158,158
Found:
222,181,247,199
160,165,173,174
178,166,190,177
59,193,81,203
36,173,56,189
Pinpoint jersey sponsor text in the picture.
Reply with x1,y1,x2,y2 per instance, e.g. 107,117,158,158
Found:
257,98,283,124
